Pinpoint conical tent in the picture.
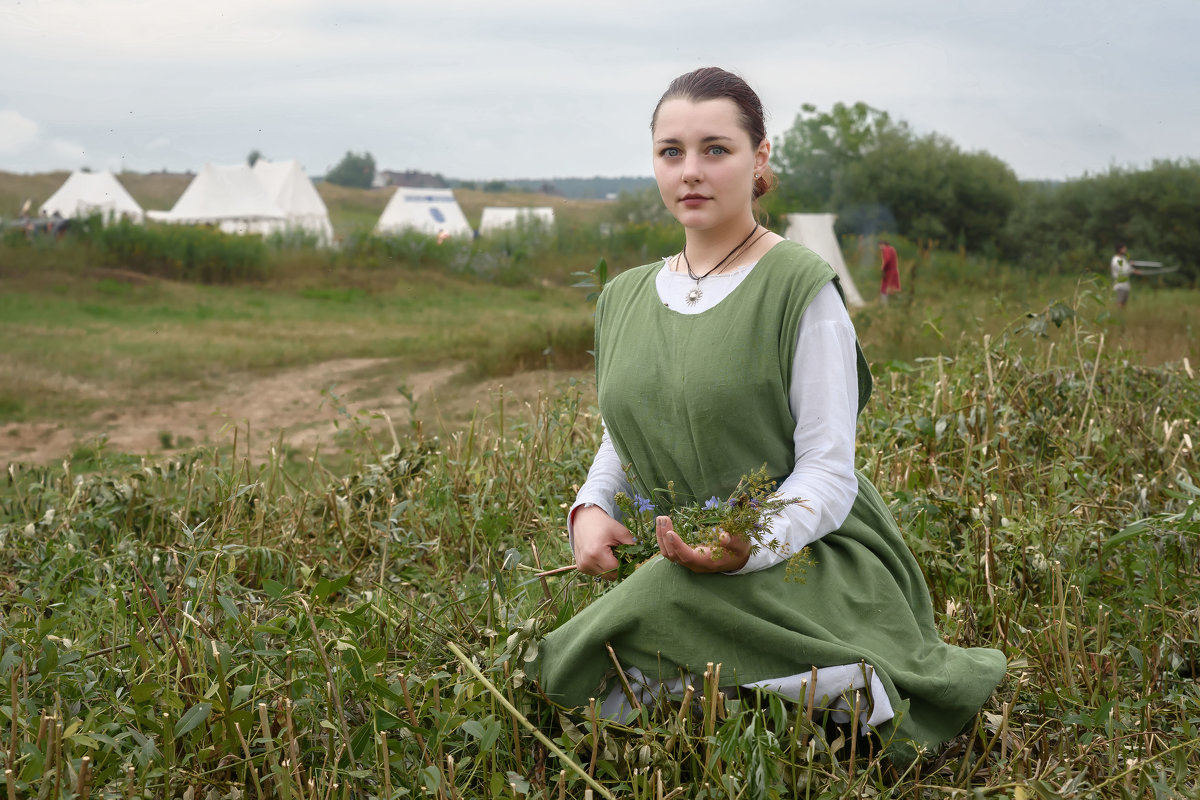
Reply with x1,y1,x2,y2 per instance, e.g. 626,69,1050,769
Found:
784,213,865,308
376,188,471,237
147,163,287,235
40,171,144,223
252,159,335,242
479,206,555,233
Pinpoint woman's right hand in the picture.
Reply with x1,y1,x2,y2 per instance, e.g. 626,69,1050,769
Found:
572,505,636,581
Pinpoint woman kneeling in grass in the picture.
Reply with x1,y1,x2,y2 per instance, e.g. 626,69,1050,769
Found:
534,66,1005,761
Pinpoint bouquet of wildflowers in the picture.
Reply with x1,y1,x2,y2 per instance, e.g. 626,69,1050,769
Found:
611,466,813,580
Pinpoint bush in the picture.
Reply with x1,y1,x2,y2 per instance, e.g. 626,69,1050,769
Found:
1002,160,1200,283
92,218,270,283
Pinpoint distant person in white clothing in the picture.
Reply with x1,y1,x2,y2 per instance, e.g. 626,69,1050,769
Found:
1110,244,1143,309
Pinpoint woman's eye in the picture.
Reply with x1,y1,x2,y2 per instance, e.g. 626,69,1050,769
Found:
660,147,681,158
708,146,727,155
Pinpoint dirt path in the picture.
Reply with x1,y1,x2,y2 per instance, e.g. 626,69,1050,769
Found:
1,358,584,468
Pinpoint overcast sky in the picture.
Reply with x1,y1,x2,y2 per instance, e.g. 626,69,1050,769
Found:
2,0,1196,183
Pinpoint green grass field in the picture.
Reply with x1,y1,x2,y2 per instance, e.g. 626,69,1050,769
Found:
0,190,1198,797
0,265,592,424
1,230,1192,451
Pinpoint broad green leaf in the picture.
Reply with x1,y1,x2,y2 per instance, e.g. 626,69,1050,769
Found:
216,595,241,621
262,579,287,600
372,709,402,731
174,702,213,737
312,574,352,603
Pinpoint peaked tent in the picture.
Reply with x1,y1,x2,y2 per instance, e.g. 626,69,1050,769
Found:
376,188,471,237
784,213,865,308
479,206,555,234
40,171,144,223
252,159,335,242
147,163,287,235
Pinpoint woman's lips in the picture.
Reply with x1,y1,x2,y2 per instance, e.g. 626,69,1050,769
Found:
681,194,709,207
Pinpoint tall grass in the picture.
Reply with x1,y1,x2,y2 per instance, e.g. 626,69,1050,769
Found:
1,291,1197,797
335,216,682,287
1,209,681,289
842,235,1198,367
94,218,272,283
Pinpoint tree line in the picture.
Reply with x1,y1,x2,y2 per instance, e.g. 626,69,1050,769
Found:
764,102,1198,282
313,107,1197,282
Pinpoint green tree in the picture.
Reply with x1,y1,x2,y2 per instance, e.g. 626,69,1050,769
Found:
770,101,1019,251
770,101,904,214
839,131,1018,249
325,151,377,189
247,149,264,166
1002,159,1200,281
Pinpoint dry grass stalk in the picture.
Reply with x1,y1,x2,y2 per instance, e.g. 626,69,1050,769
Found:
605,641,641,712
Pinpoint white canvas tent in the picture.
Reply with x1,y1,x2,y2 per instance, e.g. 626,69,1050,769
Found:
784,213,865,308
479,206,555,234
252,159,334,242
40,171,144,223
375,188,471,237
147,163,287,235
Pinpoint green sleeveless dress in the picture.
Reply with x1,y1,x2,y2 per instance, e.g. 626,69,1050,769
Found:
535,241,1005,759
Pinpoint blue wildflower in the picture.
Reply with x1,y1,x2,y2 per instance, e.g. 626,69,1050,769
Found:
703,496,721,511
633,494,654,514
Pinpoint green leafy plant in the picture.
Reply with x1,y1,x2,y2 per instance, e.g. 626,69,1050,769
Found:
611,466,812,578
570,256,609,304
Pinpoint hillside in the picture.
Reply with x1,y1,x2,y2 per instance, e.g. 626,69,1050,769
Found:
0,170,191,217
456,175,656,199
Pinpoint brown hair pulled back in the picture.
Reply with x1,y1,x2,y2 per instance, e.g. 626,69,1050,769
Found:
651,66,777,200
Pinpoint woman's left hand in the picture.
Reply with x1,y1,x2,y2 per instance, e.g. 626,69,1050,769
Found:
655,515,750,573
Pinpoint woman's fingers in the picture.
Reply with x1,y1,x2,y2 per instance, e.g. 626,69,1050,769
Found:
655,516,681,561
573,509,636,579
655,517,753,574
582,548,619,579
666,528,751,573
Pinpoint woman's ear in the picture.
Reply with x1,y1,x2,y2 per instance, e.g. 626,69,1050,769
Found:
755,139,770,174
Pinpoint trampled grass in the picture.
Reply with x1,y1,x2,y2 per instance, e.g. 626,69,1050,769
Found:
1,294,1197,798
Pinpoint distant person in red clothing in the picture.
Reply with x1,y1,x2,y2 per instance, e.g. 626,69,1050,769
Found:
879,240,900,304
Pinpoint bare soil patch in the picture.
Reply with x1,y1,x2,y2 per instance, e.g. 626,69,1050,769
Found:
1,358,590,468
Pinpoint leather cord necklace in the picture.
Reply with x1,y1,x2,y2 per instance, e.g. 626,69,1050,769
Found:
680,223,761,306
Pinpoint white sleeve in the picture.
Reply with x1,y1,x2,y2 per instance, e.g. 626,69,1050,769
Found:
731,281,860,573
566,424,633,550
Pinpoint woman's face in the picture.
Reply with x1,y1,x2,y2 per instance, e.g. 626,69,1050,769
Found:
652,97,769,235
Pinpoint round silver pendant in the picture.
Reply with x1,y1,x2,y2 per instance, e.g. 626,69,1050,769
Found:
685,286,703,306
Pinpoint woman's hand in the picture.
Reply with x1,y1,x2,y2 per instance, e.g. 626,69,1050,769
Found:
655,515,750,573
572,505,636,581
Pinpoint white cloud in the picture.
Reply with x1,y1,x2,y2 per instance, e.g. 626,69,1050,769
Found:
146,137,171,151
0,110,39,155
